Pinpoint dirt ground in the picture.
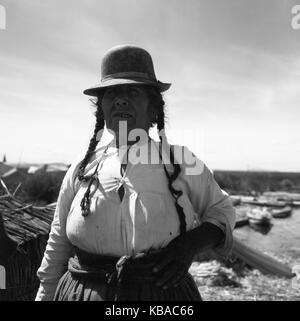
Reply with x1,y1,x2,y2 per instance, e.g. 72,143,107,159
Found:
189,250,300,301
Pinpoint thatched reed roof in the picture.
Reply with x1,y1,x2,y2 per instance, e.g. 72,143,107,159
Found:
0,194,55,245
0,183,56,301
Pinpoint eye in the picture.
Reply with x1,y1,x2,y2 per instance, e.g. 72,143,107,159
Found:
128,88,140,97
104,88,116,99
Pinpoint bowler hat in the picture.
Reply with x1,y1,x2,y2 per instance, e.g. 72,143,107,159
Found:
83,44,171,96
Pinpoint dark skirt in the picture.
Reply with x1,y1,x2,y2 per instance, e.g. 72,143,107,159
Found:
53,247,202,301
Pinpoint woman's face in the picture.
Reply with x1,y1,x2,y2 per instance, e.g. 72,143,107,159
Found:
101,84,152,137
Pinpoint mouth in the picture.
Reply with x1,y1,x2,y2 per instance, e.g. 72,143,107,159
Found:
112,112,134,120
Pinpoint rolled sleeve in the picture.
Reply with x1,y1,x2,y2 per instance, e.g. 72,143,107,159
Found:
201,193,236,259
185,157,236,260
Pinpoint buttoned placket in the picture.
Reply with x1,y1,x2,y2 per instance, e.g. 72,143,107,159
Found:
116,145,141,254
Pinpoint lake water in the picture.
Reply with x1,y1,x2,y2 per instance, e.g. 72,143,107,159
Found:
234,208,300,257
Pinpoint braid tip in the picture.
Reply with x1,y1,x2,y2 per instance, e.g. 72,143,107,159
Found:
82,208,90,217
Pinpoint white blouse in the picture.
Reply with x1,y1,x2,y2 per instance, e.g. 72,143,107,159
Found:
35,137,236,300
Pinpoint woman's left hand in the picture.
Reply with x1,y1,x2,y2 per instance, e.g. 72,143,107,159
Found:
152,234,196,289
152,222,225,290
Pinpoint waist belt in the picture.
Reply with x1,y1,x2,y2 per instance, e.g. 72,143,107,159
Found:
68,247,167,300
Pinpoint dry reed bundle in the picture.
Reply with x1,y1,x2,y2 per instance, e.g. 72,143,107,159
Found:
0,182,56,301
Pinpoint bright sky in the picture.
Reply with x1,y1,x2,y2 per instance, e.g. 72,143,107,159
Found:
0,0,300,171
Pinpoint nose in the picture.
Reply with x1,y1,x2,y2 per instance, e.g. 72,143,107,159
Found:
115,97,128,109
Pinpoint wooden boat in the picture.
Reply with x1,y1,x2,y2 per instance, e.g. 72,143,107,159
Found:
263,191,300,201
242,199,287,208
230,195,241,206
247,223,272,235
232,237,295,278
234,206,249,228
246,208,272,226
234,217,249,228
292,201,300,207
234,207,249,228
271,206,292,218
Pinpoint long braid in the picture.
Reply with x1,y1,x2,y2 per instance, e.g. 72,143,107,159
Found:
155,91,187,235
77,107,105,181
78,102,105,217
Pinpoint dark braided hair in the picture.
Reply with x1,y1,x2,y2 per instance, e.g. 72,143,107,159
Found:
77,96,105,216
152,88,187,235
79,86,187,235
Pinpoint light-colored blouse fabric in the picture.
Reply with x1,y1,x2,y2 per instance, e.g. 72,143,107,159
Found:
35,138,236,301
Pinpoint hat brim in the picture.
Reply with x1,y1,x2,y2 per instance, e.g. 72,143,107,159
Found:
83,78,171,96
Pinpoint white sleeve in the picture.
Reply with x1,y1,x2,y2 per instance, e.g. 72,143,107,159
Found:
180,146,236,259
35,160,80,301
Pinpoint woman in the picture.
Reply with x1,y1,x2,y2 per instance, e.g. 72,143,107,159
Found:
35,44,236,301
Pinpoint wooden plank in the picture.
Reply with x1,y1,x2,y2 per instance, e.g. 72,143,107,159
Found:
232,237,295,278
